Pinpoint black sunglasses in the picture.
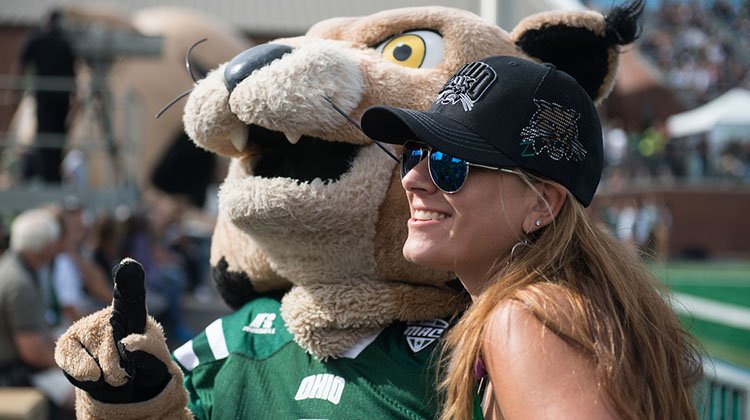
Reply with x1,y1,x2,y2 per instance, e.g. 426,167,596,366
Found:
401,141,519,193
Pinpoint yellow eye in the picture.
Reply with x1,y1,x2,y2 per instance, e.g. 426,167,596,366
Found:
375,30,443,69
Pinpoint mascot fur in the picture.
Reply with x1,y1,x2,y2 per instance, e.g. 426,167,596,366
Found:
55,4,641,418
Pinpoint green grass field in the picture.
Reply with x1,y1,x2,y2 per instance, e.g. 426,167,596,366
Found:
651,261,750,369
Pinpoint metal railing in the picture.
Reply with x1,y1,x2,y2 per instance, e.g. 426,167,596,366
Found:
0,74,141,213
700,359,750,420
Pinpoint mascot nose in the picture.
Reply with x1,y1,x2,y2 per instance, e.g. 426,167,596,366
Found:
224,44,294,92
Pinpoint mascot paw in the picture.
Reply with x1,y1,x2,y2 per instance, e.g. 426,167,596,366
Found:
55,259,190,419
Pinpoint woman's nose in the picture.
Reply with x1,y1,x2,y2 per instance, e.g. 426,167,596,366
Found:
224,44,294,92
402,157,435,193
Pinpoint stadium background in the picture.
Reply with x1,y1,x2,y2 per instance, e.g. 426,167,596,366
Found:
0,0,748,418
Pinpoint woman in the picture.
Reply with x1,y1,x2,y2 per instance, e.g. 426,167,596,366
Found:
361,56,702,419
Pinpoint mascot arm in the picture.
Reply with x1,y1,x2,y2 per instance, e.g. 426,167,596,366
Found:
54,259,193,419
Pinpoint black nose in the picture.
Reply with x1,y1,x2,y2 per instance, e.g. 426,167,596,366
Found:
224,44,294,92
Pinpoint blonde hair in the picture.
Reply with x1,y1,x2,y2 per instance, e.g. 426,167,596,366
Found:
438,172,702,420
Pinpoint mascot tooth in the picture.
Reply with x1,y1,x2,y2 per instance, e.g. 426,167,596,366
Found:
229,124,249,152
284,132,302,144
55,4,643,418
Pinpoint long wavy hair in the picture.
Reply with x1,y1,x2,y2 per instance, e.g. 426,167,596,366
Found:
437,171,703,420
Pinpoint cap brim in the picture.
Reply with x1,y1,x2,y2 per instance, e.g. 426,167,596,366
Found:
361,105,518,169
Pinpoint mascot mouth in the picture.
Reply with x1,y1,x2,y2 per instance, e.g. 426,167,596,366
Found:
247,124,361,183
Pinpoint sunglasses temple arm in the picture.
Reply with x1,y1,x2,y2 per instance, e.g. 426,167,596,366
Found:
323,96,399,163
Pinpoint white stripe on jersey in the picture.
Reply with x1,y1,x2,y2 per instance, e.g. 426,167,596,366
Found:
340,329,382,359
174,340,199,372
206,318,230,360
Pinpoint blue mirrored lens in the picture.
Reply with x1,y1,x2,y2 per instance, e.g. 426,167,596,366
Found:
400,143,425,178
429,150,468,193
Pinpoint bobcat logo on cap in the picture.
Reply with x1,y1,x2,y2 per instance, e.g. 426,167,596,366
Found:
519,99,586,162
435,61,496,112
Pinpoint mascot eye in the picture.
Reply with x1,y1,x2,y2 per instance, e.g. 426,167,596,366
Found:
375,30,443,69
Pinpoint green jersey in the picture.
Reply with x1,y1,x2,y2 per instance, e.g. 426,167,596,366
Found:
173,297,450,419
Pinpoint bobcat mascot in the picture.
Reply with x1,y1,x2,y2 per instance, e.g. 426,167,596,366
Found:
55,3,642,418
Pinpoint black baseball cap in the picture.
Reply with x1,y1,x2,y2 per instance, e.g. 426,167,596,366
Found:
360,55,603,207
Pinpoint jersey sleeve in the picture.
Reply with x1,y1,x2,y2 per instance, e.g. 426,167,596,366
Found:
173,319,229,420
171,297,286,419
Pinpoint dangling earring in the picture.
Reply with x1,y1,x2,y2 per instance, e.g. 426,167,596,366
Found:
509,239,529,260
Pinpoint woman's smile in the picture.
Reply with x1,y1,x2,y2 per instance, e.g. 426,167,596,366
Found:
411,209,450,221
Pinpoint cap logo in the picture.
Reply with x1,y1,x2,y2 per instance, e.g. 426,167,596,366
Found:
519,99,586,162
435,61,496,112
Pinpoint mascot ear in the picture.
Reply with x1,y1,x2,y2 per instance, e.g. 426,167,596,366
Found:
511,0,644,105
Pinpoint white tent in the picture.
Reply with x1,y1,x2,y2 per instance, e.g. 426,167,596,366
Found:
667,88,750,142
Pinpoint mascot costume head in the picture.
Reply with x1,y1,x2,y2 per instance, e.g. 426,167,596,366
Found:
182,3,641,359
55,3,642,419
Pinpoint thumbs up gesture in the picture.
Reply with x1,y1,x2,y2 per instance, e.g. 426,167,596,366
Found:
55,259,191,419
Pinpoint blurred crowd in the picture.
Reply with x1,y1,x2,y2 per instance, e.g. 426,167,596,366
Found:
0,195,212,336
598,195,673,260
640,0,750,104
600,118,750,190
0,194,212,417
582,1,750,190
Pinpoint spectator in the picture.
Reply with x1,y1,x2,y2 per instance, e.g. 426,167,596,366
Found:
604,118,628,167
685,138,709,182
61,148,88,189
0,220,8,256
122,207,192,345
717,141,747,181
14,9,77,183
90,212,124,285
0,208,74,417
636,120,668,176
599,200,621,235
635,198,659,252
44,200,112,331
615,200,638,248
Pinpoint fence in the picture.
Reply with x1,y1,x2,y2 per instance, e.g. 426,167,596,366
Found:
0,73,141,214
701,358,750,420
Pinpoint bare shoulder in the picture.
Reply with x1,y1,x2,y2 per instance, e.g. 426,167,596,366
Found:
484,299,570,366
482,298,618,419
485,283,579,349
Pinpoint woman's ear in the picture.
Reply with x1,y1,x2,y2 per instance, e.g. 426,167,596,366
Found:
524,181,567,233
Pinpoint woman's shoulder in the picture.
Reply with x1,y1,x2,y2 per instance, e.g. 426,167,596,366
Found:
483,297,557,358
503,282,588,337
486,281,592,351
483,290,588,369
481,285,616,419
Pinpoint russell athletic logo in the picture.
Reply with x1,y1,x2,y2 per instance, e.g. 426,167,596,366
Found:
295,374,346,405
404,319,449,353
243,313,276,334
435,61,497,112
